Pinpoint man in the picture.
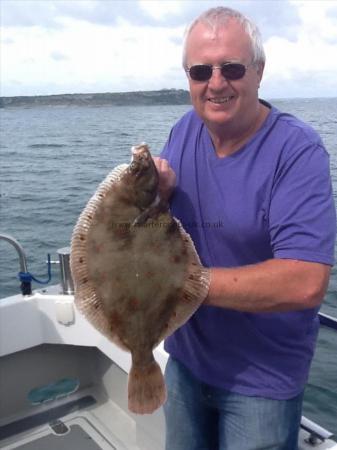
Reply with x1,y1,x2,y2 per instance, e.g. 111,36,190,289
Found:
155,6,336,450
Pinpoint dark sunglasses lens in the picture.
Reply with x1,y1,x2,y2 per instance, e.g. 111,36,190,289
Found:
189,65,212,81
221,63,246,80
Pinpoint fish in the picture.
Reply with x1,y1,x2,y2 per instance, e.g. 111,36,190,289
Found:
70,143,210,414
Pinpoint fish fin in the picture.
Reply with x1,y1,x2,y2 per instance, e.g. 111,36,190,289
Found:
70,162,130,349
128,361,166,414
71,285,129,351
74,163,129,232
156,218,211,343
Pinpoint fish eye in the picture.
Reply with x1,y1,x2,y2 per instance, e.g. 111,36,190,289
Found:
130,161,139,172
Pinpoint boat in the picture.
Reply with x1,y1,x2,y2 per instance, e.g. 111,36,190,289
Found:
0,234,336,449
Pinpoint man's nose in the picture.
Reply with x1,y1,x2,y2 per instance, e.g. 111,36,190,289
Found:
208,67,229,89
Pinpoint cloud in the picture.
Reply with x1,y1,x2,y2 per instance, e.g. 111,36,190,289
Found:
1,0,164,28
1,0,63,29
327,3,337,18
1,0,336,98
138,0,301,41
261,70,337,99
1,37,14,44
169,35,183,47
50,51,68,61
2,0,301,41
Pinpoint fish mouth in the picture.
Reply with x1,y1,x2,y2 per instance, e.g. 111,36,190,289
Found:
130,143,152,170
129,143,153,176
131,143,149,157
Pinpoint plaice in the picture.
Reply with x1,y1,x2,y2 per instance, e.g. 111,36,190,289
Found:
70,143,210,414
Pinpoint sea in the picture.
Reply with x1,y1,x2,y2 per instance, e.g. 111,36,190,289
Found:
1,98,337,434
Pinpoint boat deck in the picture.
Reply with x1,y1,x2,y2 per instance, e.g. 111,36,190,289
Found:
0,343,164,450
0,288,336,450
1,389,133,449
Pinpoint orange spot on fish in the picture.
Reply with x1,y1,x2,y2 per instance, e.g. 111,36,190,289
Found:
110,311,122,328
151,242,162,254
100,272,108,282
114,228,130,239
128,297,140,311
94,243,104,253
170,255,181,264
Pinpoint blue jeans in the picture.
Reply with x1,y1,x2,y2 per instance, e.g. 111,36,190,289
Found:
164,357,304,450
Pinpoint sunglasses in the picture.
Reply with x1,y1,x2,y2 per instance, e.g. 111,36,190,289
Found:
186,62,251,82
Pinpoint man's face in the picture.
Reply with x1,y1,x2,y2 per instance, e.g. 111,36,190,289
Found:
184,19,264,130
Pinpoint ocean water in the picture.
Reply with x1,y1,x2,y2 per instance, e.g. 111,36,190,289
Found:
0,99,336,434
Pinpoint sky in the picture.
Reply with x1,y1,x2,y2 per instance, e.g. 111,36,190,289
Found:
1,0,337,99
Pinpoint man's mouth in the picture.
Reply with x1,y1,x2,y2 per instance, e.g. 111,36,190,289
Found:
208,96,235,104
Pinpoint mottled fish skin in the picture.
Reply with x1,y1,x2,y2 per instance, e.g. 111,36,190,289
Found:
70,143,210,414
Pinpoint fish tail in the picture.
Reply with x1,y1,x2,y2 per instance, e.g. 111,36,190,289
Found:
128,360,166,414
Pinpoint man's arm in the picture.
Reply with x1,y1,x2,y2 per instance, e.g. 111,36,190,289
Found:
153,156,332,313
206,259,331,312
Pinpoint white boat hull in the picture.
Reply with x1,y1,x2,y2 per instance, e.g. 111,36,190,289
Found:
0,286,336,449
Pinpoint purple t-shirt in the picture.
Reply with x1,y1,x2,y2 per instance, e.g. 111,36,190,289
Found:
161,103,336,399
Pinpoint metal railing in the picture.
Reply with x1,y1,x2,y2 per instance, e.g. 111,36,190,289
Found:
300,311,336,446
0,234,73,296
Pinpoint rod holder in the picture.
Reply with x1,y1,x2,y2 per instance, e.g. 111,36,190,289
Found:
57,247,74,295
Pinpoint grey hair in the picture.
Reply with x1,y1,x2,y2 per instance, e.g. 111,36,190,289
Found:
182,6,266,68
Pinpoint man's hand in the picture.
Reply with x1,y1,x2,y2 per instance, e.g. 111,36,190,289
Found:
205,259,331,312
153,157,176,202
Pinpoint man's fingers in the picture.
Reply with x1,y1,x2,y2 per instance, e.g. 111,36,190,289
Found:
153,157,176,200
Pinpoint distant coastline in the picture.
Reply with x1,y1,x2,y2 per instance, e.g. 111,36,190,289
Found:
0,89,191,108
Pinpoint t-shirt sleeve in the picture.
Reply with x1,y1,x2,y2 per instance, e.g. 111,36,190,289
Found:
269,142,336,265
160,127,174,160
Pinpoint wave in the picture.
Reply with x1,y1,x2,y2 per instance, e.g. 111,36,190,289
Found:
28,144,67,149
